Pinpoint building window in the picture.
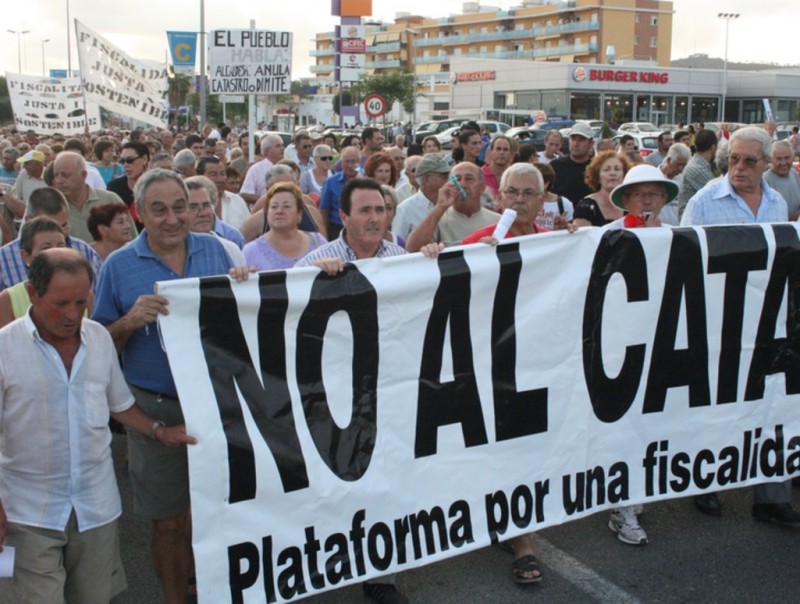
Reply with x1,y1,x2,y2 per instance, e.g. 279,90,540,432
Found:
650,37,657,47
651,16,658,26
635,14,640,23
634,36,640,45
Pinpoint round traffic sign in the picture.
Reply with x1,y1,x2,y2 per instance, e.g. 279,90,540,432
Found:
364,94,387,118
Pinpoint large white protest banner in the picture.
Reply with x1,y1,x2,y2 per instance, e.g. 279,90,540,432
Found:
75,20,169,127
209,29,292,95
158,224,800,603
5,73,101,135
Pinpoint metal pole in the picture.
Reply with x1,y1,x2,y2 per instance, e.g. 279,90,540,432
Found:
42,38,50,76
199,0,207,128
718,13,739,122
66,0,72,75
248,19,256,164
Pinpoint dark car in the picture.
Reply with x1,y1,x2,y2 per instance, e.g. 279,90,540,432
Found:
508,127,569,155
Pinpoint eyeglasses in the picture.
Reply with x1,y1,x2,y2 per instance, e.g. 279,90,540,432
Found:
317,156,333,161
728,154,762,168
504,187,541,200
188,202,214,213
120,156,141,165
626,189,666,201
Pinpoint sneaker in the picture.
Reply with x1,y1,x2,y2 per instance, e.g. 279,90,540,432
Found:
363,582,409,604
609,507,649,545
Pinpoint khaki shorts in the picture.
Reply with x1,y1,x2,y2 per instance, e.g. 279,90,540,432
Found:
6,512,126,604
127,383,190,520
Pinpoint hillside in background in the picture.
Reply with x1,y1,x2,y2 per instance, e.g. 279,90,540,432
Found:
671,54,800,71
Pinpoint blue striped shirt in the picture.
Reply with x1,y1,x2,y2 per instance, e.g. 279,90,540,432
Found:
680,176,788,226
0,236,102,291
294,229,406,267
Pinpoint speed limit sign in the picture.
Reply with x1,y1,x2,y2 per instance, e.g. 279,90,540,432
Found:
364,94,387,118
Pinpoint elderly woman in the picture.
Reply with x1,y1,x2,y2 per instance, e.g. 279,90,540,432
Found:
600,164,679,546
88,203,134,260
300,144,334,199
364,152,399,187
572,151,632,227
240,164,327,243
380,184,405,248
242,182,326,271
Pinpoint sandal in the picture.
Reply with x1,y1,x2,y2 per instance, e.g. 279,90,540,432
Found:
512,554,542,584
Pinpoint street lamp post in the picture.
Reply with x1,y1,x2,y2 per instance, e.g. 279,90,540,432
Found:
718,13,739,122
7,29,31,73
42,38,50,76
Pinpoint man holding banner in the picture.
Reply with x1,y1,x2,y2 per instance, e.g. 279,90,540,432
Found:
296,177,443,603
681,126,800,525
92,169,253,604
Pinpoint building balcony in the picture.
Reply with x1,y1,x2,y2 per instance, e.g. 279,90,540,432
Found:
310,48,335,57
415,41,597,63
366,59,404,69
413,20,598,47
310,64,334,74
369,42,401,53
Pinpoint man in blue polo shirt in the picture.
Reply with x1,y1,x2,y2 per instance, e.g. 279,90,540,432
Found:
92,169,252,604
319,145,361,239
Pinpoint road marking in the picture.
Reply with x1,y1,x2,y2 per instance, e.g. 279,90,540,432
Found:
536,535,641,603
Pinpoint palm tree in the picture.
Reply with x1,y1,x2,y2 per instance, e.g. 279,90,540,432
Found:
167,74,192,110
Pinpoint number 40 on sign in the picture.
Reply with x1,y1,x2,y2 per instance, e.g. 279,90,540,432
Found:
364,94,386,118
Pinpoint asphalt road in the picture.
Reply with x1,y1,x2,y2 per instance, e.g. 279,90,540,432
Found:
3,434,799,603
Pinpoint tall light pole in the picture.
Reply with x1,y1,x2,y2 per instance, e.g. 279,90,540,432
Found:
718,13,739,122
199,0,207,127
42,38,50,76
66,0,72,75
7,29,30,73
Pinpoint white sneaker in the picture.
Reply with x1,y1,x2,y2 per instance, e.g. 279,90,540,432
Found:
609,506,649,545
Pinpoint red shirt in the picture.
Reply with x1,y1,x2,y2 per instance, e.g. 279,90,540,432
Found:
462,223,547,245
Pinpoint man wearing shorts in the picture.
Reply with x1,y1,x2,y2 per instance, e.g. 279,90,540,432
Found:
92,169,251,603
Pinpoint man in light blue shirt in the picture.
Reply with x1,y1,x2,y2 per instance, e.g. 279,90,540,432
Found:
681,127,787,226
680,126,798,526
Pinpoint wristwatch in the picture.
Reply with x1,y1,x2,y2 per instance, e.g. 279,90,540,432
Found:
150,419,166,439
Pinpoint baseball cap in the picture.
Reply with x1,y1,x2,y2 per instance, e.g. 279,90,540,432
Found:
415,154,451,177
18,150,46,164
569,122,594,139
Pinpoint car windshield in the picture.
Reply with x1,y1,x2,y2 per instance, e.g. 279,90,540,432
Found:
638,124,660,133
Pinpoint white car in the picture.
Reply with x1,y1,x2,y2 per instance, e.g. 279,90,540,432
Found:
617,122,661,134
435,120,511,148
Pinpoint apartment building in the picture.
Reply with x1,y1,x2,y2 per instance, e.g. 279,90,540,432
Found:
310,0,674,120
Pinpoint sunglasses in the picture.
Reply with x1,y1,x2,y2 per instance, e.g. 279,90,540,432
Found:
120,156,141,164
317,156,333,161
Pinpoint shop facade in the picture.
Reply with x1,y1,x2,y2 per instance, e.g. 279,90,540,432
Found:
448,58,800,127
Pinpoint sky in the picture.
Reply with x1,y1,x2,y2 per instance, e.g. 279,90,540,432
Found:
1,0,797,79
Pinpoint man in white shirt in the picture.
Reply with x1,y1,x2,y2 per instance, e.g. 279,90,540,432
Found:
239,134,285,205
0,249,195,603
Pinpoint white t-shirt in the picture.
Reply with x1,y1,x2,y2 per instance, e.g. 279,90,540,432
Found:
535,196,574,230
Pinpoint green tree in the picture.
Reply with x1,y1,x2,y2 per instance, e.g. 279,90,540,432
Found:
167,74,193,109
352,71,416,113
0,77,12,124
331,90,355,116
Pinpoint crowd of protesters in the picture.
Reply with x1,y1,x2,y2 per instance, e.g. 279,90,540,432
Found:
0,116,799,604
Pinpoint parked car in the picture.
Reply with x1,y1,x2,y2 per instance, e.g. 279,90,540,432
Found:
414,118,466,143
255,130,293,146
617,122,661,135
531,119,576,132
434,120,511,148
507,127,570,155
